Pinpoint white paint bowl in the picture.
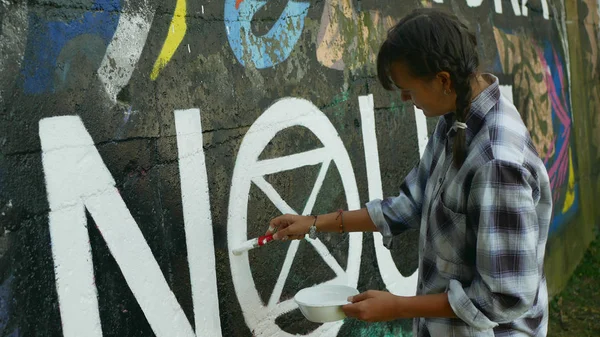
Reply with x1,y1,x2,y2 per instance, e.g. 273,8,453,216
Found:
294,284,359,323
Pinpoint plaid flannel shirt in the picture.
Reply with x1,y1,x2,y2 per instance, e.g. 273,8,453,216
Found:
366,74,552,337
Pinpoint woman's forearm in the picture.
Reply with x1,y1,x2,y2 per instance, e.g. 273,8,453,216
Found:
315,208,378,233
396,293,457,319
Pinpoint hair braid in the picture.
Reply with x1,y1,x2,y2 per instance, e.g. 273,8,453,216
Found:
451,72,473,167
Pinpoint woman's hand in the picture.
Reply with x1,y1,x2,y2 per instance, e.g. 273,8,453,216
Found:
342,290,404,322
265,214,314,241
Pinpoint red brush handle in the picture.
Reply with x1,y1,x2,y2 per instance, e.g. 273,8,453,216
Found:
257,234,274,246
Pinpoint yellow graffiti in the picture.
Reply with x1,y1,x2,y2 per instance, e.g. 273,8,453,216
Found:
562,150,576,213
150,0,187,80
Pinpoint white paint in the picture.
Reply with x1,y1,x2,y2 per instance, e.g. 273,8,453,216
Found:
175,109,222,336
433,0,444,3
187,44,191,53
494,0,504,14
231,237,259,255
511,0,522,16
521,0,528,16
466,0,483,7
542,0,550,19
40,116,195,337
227,98,362,336
202,5,204,14
359,95,418,297
499,85,514,103
494,0,523,15
413,107,429,158
226,25,230,35
98,1,155,102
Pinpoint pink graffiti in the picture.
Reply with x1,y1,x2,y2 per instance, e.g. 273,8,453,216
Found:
537,47,572,204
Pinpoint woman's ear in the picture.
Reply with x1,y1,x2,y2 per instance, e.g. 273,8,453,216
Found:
436,71,452,93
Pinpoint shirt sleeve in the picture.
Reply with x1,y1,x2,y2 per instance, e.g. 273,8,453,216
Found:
365,120,440,249
448,159,545,330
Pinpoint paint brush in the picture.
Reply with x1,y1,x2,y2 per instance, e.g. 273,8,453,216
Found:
232,234,274,256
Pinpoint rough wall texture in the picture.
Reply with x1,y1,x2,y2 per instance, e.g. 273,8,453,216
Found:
0,0,598,336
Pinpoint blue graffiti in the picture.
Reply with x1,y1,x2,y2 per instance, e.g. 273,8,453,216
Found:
21,0,121,94
0,273,18,336
224,0,310,69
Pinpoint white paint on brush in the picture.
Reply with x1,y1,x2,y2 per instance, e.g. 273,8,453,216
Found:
40,116,195,337
175,109,222,336
232,238,258,255
359,95,418,297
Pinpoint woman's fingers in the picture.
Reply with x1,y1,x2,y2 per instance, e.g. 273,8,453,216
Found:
266,214,311,241
266,214,292,235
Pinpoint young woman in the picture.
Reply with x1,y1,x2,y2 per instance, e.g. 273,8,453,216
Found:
265,8,552,337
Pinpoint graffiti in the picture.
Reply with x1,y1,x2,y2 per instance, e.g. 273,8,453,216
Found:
227,97,362,337
150,0,187,80
97,0,155,102
493,28,579,232
224,0,310,69
175,109,222,336
317,0,395,71
39,116,199,337
317,0,551,71
360,95,419,296
581,0,600,159
36,94,421,336
435,0,549,18
493,29,556,161
3,0,599,335
0,273,18,336
21,0,121,94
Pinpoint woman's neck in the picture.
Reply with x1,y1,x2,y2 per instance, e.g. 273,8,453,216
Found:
470,74,491,101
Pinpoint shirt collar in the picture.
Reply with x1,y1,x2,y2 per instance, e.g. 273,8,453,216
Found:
444,73,500,145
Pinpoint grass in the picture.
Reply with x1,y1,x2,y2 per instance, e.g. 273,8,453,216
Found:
548,233,600,337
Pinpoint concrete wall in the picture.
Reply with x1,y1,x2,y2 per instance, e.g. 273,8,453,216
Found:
0,0,598,336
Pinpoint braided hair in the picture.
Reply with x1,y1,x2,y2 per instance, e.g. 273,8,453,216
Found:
377,8,479,167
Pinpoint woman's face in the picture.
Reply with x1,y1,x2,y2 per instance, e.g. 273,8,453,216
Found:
388,61,456,117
